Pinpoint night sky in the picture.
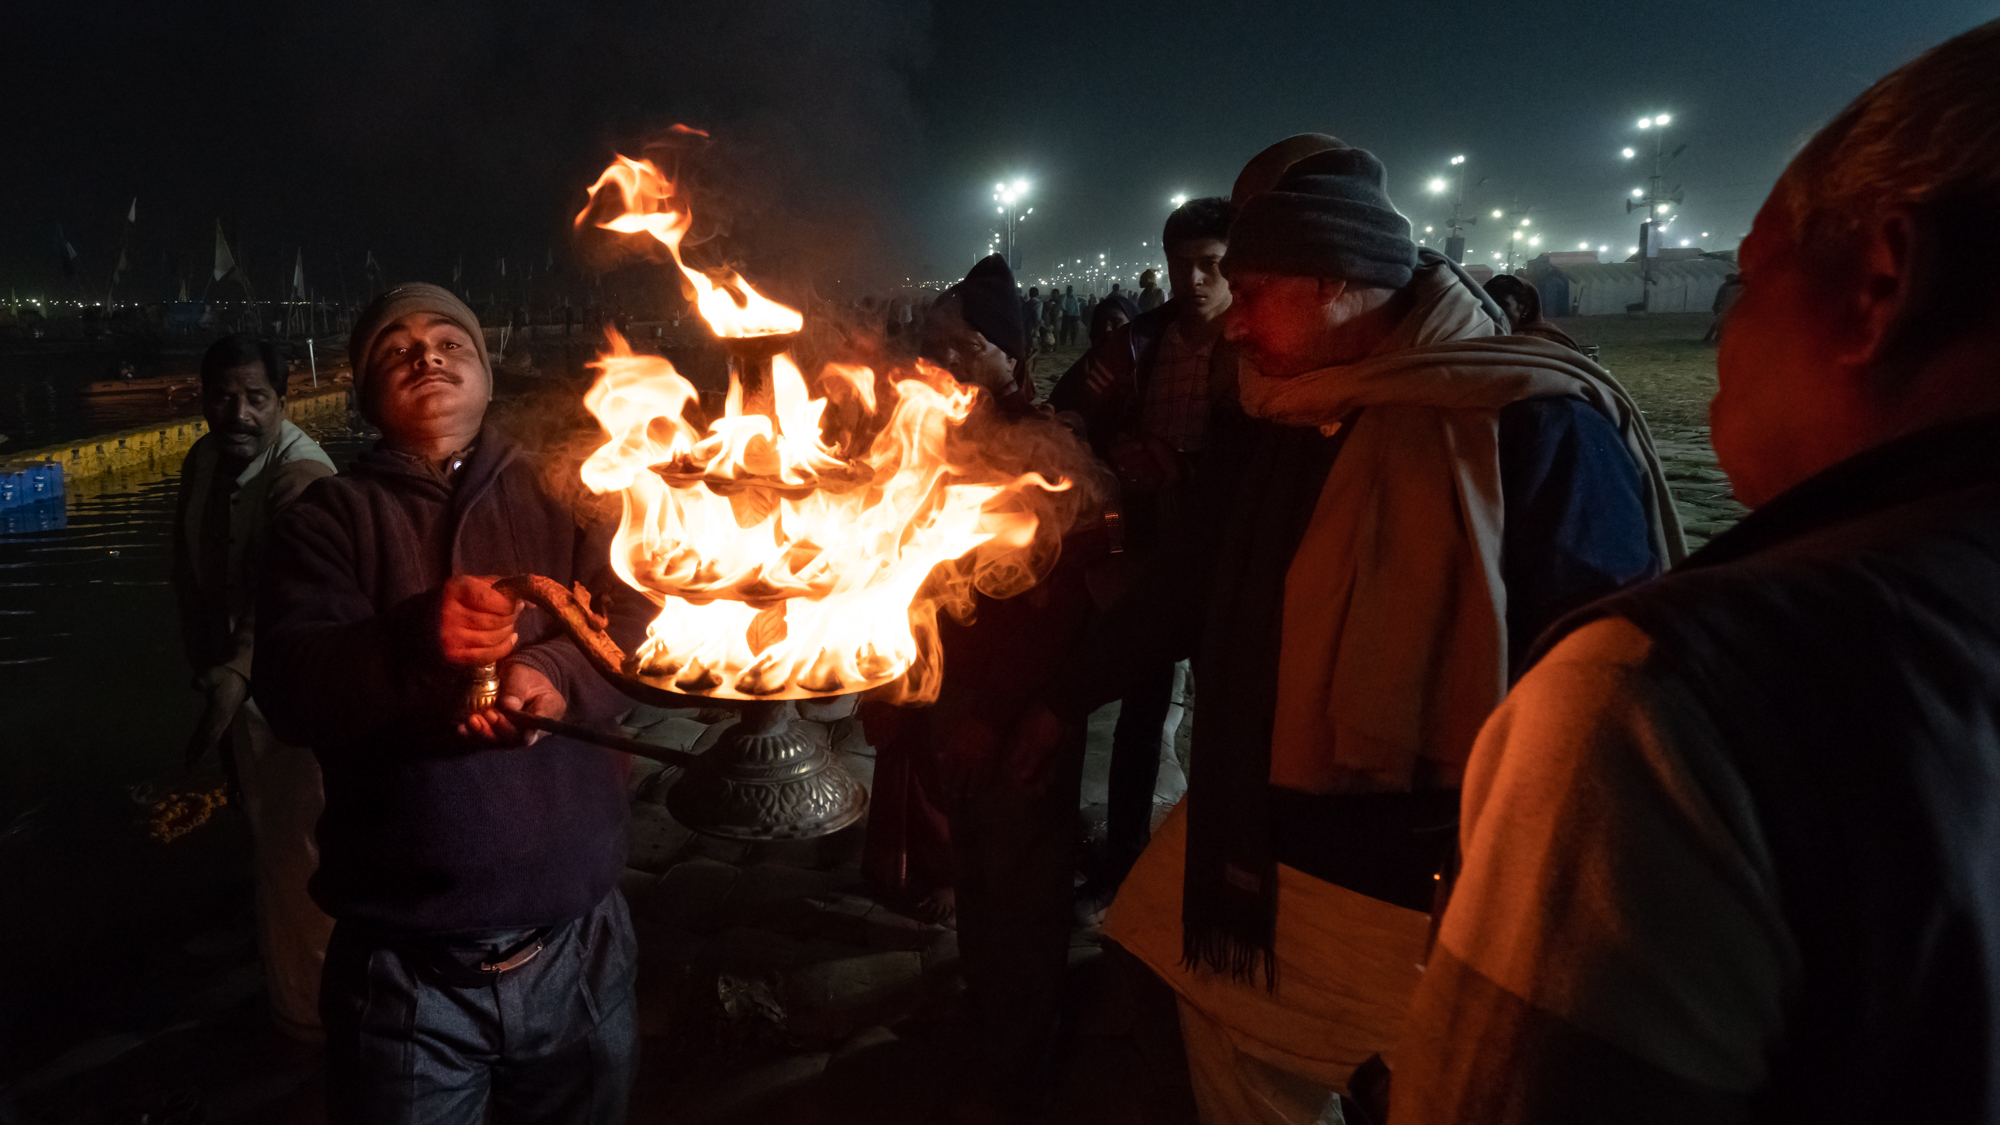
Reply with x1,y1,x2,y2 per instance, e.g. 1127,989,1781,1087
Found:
2,0,1990,304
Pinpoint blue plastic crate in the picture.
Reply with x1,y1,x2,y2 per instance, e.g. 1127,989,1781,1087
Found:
0,463,64,512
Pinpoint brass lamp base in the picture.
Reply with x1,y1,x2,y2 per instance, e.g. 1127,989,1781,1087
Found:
664,699,868,841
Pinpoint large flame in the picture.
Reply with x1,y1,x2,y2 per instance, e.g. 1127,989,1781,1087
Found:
575,154,803,338
575,153,1065,700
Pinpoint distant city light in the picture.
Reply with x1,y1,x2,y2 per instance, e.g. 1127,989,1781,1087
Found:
1451,155,1466,165
1512,231,1522,240
1632,188,1644,197
1638,117,1652,129
1426,225,1435,233
1702,231,1710,238
1520,218,1531,226
1656,114,1671,125
1681,239,1691,246
1622,147,1636,159
1629,246,1640,254
1579,241,1590,249
1171,193,1188,206
1492,209,1503,218
1599,245,1610,253
1657,203,1671,213
1529,236,1541,247
1428,177,1448,193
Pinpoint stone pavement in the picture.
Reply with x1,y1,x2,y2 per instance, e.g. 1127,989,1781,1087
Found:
1652,425,1750,550
616,690,1188,1125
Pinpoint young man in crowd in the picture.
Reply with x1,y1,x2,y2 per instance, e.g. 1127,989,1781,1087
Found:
1049,195,1237,916
1001,140,1682,1122
173,334,337,1046
256,283,641,1124
1059,284,1083,347
1485,273,1583,352
1138,268,1167,311
1395,23,2000,1123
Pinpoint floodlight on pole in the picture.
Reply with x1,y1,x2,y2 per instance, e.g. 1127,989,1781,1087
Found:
1625,113,1687,312
1428,177,1448,193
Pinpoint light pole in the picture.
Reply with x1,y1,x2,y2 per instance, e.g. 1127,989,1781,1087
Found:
1427,155,1481,263
1492,200,1533,273
1624,114,1686,312
992,180,1031,273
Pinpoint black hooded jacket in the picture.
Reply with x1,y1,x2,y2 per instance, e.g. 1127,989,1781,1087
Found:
255,423,637,937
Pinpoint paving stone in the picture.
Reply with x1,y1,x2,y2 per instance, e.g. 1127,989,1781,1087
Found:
781,951,926,1040
683,833,754,866
718,863,855,928
635,716,712,754
703,926,805,973
919,929,960,979
646,858,742,932
829,715,874,758
630,801,698,873
797,695,858,723
831,1025,898,1066
683,1051,831,1125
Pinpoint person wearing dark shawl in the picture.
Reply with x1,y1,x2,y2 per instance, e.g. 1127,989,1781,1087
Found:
1008,141,1683,1121
863,254,1113,1120
1485,273,1585,352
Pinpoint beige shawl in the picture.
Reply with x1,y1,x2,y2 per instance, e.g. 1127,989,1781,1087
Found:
1239,266,1685,793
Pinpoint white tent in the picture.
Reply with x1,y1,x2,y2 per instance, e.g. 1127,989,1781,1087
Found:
1544,253,1738,316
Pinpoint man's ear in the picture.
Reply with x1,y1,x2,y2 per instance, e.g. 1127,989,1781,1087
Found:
1843,208,1916,370
1316,277,1350,304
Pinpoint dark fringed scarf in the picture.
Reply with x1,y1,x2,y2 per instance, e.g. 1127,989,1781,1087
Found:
1180,417,1351,984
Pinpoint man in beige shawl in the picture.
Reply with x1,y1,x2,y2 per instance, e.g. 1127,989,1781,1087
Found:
1010,142,1683,1124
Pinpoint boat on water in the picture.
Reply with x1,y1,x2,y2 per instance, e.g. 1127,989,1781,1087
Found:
80,365,199,401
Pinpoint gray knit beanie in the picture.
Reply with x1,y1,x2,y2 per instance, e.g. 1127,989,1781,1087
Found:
1224,148,1419,289
347,283,492,419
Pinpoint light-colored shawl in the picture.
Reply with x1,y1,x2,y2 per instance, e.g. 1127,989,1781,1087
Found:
1239,265,1685,793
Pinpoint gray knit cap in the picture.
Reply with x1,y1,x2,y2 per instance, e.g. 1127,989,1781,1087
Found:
1224,148,1419,289
347,283,492,418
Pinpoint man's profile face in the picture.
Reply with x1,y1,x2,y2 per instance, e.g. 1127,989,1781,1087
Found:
1222,268,1334,377
1167,238,1231,321
1495,291,1528,328
919,296,1016,394
203,363,284,467
366,313,489,440
1712,185,1851,507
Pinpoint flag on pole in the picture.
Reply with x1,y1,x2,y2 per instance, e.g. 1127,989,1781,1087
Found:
127,198,137,224
113,250,130,285
178,278,189,302
213,221,236,281
500,256,508,278
292,250,306,297
453,255,463,288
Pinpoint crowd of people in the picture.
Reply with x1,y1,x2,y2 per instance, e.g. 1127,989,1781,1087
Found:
165,21,2000,1125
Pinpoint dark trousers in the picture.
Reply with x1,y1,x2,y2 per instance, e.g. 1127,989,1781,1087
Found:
949,723,1088,1108
1106,658,1180,872
1059,315,1081,346
321,890,638,1125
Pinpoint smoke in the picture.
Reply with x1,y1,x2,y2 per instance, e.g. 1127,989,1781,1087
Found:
2,0,932,296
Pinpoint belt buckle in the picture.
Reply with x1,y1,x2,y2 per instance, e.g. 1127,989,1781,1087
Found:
478,937,546,974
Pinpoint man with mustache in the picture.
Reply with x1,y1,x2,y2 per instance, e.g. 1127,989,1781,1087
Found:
1010,141,1683,1122
173,334,337,1046
255,283,640,1124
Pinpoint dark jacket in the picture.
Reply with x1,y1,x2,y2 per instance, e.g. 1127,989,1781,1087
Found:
255,423,637,937
1512,412,2000,1122
1046,299,1177,456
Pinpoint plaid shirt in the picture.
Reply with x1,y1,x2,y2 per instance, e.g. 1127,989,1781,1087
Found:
1138,319,1213,452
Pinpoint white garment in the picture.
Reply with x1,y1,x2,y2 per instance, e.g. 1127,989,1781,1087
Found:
1104,802,1432,1124
232,699,335,1043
